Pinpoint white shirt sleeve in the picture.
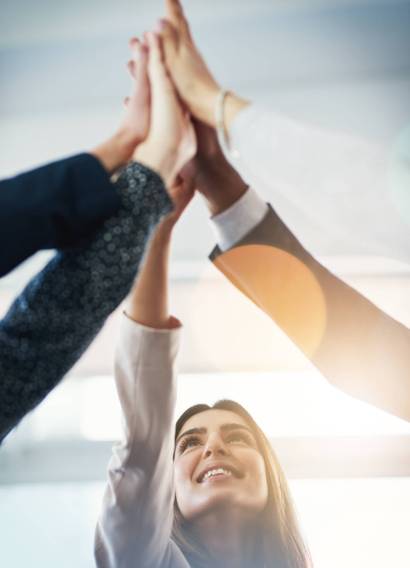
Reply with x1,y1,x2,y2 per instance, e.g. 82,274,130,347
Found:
210,187,269,251
95,315,189,568
221,104,410,263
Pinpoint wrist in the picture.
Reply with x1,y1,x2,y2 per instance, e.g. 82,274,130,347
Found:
91,128,141,174
205,182,248,216
223,93,250,131
134,142,177,187
197,85,220,127
151,220,174,244
197,162,248,216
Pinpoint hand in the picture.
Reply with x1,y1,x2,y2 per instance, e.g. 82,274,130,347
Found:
90,39,150,172
157,0,220,126
133,31,197,187
121,38,151,145
180,120,248,216
158,175,195,233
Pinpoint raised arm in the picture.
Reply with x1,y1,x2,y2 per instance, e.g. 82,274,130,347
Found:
0,162,172,443
158,0,409,263
0,38,150,278
181,122,410,422
0,33,196,443
95,178,194,568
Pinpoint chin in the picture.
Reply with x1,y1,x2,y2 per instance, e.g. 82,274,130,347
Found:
192,490,256,519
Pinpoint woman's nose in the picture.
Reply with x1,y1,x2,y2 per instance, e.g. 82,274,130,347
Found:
203,433,228,458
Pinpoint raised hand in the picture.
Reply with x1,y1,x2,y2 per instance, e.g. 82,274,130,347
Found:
91,37,152,173
157,0,220,126
133,31,197,188
157,0,249,131
121,38,151,144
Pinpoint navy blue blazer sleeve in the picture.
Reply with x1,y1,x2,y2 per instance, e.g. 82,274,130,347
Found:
0,153,120,277
0,162,173,443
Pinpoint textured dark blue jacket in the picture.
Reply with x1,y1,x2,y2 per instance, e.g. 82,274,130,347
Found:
0,153,120,277
0,161,172,442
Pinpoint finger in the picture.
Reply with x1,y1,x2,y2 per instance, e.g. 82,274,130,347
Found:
129,36,142,60
127,59,137,79
146,31,171,87
156,18,179,53
165,0,181,27
135,44,148,82
164,0,191,40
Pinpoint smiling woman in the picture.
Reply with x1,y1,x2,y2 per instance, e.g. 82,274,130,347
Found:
172,401,311,567
94,111,311,567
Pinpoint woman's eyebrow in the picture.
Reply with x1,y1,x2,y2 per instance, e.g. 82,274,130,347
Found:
220,423,253,434
176,426,207,444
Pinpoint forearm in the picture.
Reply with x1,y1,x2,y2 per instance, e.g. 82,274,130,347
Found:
200,159,248,217
211,206,410,421
126,222,177,329
0,153,120,277
90,128,139,174
95,316,180,566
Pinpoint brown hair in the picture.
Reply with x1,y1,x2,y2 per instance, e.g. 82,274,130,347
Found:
172,400,312,568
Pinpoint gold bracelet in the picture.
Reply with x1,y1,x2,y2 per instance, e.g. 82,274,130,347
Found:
215,89,230,152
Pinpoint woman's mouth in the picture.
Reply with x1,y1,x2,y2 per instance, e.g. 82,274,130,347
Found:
197,466,238,483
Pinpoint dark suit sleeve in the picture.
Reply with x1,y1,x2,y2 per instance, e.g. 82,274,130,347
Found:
0,153,120,277
210,205,410,421
0,162,173,443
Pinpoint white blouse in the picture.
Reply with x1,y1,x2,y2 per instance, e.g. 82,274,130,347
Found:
221,104,410,263
95,315,189,568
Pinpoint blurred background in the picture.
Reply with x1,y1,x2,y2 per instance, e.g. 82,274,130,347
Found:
1,0,410,566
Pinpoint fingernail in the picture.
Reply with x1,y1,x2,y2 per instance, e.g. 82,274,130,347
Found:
158,19,167,31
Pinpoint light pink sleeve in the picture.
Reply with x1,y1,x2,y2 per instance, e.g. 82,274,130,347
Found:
95,315,188,568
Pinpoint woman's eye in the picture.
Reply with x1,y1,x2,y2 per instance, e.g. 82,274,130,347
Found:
178,436,202,453
226,432,251,445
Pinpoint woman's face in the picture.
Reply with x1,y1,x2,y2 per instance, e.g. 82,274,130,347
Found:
174,409,269,520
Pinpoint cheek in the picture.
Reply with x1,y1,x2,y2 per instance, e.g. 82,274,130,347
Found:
174,454,198,511
244,452,269,501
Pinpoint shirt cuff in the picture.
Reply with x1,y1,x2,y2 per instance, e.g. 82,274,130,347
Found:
210,187,269,251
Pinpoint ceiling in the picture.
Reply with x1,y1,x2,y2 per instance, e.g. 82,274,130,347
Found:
1,0,409,375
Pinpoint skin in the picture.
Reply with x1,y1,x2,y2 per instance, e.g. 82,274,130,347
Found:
92,29,196,186
174,409,268,567
158,0,250,130
180,119,248,215
90,38,151,173
126,175,194,329
133,31,196,187
124,28,246,215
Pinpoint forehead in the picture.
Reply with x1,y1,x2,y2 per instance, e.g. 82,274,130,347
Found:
180,409,249,434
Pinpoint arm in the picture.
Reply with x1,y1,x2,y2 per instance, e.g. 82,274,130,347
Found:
95,316,183,568
95,182,192,568
0,153,119,277
159,0,409,263
0,35,150,279
0,32,196,442
181,123,410,421
0,162,173,442
211,203,410,422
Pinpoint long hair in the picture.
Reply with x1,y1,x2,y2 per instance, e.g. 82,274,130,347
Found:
171,400,312,568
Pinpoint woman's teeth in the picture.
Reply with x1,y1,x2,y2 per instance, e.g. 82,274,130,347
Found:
202,468,232,482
